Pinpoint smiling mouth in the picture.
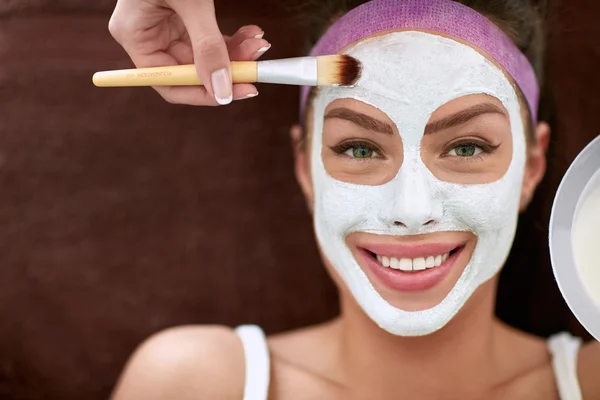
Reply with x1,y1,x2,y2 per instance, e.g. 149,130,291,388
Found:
368,246,463,272
353,240,469,292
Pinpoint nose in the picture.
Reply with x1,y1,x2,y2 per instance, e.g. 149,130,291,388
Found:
393,219,436,228
384,163,443,231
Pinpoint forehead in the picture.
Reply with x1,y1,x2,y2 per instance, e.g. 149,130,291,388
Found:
313,31,519,145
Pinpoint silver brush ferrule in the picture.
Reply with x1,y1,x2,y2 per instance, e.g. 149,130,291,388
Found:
256,57,318,86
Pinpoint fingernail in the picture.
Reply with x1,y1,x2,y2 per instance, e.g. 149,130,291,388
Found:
211,68,232,105
255,43,271,56
234,92,259,101
254,32,264,39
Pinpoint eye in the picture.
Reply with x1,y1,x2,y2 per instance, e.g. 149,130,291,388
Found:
331,140,382,159
447,143,483,157
345,145,379,159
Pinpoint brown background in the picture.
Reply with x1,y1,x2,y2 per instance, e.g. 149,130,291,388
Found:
0,1,598,399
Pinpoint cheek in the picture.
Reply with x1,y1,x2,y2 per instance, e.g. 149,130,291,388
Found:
439,176,523,233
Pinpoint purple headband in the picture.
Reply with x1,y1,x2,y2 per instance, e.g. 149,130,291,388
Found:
300,0,539,123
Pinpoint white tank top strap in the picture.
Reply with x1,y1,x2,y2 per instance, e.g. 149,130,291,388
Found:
235,325,271,400
547,332,583,400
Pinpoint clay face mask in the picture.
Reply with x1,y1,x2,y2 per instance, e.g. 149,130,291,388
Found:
310,31,527,336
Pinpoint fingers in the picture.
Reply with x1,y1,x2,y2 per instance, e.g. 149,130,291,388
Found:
156,83,258,106
168,40,194,65
166,0,232,105
108,0,263,106
229,38,271,61
171,26,270,64
225,25,264,49
232,84,259,100
225,26,270,61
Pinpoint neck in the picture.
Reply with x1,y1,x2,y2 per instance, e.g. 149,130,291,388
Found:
336,280,502,398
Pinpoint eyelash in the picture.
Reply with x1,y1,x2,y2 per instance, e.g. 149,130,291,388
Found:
329,138,498,162
330,140,384,159
443,139,499,162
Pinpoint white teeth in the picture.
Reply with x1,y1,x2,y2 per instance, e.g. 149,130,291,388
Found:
425,256,435,268
413,257,426,271
399,258,413,271
375,252,452,271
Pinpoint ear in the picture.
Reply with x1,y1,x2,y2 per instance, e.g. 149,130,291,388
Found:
290,124,314,211
519,121,551,211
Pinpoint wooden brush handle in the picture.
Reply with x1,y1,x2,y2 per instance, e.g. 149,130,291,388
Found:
92,62,257,87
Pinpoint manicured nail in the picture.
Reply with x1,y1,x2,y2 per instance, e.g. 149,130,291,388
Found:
234,92,259,101
211,68,232,105
255,43,271,56
254,32,264,39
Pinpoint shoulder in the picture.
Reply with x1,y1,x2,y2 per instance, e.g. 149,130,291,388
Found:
111,325,246,400
485,324,558,400
578,339,600,399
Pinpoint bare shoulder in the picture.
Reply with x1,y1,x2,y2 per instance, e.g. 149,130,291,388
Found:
578,339,600,399
111,325,245,400
500,335,600,400
485,323,559,400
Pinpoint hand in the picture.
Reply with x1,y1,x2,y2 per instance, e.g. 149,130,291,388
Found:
108,0,270,106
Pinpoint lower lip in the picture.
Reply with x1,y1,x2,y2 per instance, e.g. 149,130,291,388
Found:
358,247,463,292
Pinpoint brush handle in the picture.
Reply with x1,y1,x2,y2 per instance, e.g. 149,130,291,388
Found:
92,62,257,87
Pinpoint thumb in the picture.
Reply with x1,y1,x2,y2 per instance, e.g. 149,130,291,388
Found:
168,0,232,104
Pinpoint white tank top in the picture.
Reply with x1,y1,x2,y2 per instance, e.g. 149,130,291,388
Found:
235,325,271,400
235,325,583,400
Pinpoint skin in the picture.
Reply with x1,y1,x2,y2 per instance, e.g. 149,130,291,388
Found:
110,30,600,400
109,0,269,105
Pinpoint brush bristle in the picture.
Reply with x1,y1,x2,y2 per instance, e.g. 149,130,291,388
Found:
316,55,362,86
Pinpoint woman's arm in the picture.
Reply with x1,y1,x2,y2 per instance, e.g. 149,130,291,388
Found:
111,325,245,400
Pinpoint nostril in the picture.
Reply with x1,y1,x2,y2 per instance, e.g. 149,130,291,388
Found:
394,220,435,227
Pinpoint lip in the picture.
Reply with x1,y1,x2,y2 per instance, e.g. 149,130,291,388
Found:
356,245,465,292
359,242,461,259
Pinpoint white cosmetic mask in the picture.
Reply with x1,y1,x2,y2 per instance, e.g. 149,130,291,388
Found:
310,31,527,336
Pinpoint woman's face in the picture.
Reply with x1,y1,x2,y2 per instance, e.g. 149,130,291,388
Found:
323,94,512,312
292,31,549,336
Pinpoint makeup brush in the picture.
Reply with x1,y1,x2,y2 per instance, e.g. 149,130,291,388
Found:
92,55,361,88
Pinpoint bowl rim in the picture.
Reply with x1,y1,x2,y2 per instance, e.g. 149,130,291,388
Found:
549,134,600,341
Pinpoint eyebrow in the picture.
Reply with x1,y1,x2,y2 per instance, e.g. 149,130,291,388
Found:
424,103,507,135
324,108,394,135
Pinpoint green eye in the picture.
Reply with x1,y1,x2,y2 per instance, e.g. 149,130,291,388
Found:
345,145,376,159
448,144,482,157
333,140,381,159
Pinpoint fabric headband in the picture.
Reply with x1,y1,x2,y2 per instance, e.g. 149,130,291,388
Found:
300,0,539,124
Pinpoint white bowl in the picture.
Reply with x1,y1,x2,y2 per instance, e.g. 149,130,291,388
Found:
549,134,600,340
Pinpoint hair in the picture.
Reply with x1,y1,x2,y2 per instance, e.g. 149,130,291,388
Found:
294,0,589,339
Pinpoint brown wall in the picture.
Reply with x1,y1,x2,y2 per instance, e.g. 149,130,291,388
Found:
0,1,598,399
